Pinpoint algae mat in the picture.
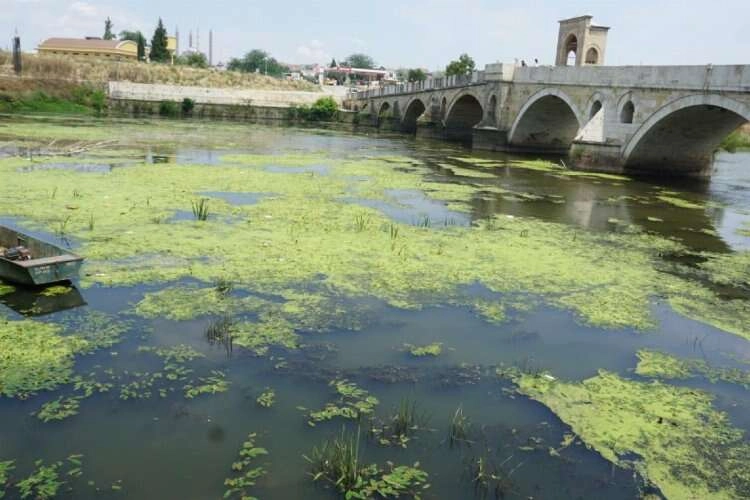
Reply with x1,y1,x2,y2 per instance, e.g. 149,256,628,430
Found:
1,116,750,499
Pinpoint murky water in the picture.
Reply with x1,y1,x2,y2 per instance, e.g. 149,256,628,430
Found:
1,115,749,499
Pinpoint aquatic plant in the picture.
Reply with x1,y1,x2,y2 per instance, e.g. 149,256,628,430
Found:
256,388,275,408
307,380,379,426
39,285,71,297
184,370,230,399
447,405,473,448
0,461,15,499
354,213,371,232
466,456,513,500
16,460,64,500
191,197,210,221
370,397,429,448
205,315,235,357
404,343,443,357
223,433,268,499
35,396,82,422
305,428,430,498
636,350,750,389
514,370,750,499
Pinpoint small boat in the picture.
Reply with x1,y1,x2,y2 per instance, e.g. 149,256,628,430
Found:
0,225,84,286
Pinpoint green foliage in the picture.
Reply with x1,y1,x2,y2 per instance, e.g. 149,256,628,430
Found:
103,17,115,40
404,342,442,357
183,370,230,399
158,100,178,117
35,396,82,422
149,18,170,63
16,460,63,500
407,68,427,82
223,433,268,499
176,52,208,69
120,30,146,60
256,388,275,408
305,428,430,499
191,197,210,220
0,461,15,499
447,405,473,448
181,97,195,115
308,380,379,425
344,53,375,69
445,53,476,77
370,398,429,448
720,129,750,152
227,49,287,77
288,96,339,122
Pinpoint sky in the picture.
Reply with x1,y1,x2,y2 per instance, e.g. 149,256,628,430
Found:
4,0,749,70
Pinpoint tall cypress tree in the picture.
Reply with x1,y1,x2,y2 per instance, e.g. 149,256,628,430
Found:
137,33,146,61
103,17,115,40
149,18,169,62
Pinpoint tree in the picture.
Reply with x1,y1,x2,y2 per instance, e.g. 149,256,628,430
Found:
344,53,374,69
329,58,337,68
150,18,170,63
103,17,115,40
176,52,208,68
120,31,146,61
407,68,427,82
445,54,475,77
227,50,288,77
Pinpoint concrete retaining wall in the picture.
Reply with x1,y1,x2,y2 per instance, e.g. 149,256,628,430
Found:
108,81,338,107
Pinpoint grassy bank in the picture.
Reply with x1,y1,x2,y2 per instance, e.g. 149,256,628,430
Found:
721,125,750,152
0,51,318,91
0,86,105,114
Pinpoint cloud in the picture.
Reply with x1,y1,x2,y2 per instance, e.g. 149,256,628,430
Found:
296,39,331,63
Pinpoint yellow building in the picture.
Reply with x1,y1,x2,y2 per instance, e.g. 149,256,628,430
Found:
38,38,138,60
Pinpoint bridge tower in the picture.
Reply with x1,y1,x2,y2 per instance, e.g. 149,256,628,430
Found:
555,15,609,67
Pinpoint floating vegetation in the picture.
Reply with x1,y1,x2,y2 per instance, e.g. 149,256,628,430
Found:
191,197,210,221
305,428,430,498
0,284,15,296
404,342,443,357
636,350,750,389
13,456,82,500
35,396,82,422
0,461,14,498
447,406,473,448
39,286,71,297
0,313,124,399
256,388,275,408
184,370,230,399
223,433,268,500
514,370,750,499
657,193,705,210
307,380,379,426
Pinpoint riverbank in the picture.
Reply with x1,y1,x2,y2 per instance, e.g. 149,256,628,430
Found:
721,123,750,152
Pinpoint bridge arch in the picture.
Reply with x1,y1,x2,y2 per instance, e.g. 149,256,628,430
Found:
402,98,426,133
508,88,583,153
623,94,750,175
377,102,391,127
444,91,485,143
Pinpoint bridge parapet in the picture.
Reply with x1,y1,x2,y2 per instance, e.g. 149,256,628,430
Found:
359,70,487,99
513,64,750,91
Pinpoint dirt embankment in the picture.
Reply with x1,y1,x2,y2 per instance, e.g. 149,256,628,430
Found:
0,51,319,95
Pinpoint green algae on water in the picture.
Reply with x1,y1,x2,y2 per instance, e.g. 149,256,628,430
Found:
514,370,750,500
636,350,750,389
405,343,443,357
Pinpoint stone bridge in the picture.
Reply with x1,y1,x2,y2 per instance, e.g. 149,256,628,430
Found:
352,64,750,176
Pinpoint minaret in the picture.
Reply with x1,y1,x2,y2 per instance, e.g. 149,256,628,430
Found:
196,27,200,52
175,26,180,56
188,30,193,50
209,29,213,66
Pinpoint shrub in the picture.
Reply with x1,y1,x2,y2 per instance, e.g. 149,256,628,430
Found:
288,96,339,122
159,100,178,117
181,97,195,115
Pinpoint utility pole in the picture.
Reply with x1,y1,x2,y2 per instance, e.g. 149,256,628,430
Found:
209,29,213,67
12,30,21,75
